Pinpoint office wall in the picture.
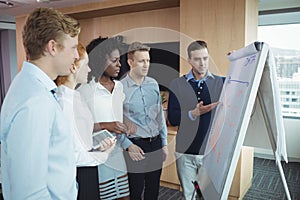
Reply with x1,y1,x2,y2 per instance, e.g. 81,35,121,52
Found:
283,117,300,161
15,0,257,75
179,0,258,76
15,7,179,70
78,7,180,46
254,117,300,162
15,16,26,71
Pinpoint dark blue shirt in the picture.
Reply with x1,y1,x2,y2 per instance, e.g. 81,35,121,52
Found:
168,70,225,155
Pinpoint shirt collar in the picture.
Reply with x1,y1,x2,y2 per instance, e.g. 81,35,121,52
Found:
124,73,151,87
89,78,119,91
57,85,78,99
22,61,57,92
185,69,214,82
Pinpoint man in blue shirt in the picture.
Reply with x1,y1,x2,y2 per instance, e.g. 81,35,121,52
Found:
0,8,80,200
168,40,225,199
121,42,168,200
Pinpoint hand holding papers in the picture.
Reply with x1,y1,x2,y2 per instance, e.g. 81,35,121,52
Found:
93,130,116,152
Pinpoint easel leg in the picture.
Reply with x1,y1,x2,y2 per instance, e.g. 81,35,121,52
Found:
257,93,292,200
276,159,291,200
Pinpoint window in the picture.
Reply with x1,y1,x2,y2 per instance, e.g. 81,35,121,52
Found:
258,12,300,117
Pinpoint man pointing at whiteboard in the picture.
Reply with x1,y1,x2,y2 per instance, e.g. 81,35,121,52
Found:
168,40,225,199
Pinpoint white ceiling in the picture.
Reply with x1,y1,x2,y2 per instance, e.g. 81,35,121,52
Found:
0,0,300,22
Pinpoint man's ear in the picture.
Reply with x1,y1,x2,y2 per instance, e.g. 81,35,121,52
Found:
70,64,77,74
47,40,57,56
187,57,192,65
127,58,132,68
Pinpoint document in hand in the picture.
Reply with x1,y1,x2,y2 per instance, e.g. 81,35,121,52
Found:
92,129,114,149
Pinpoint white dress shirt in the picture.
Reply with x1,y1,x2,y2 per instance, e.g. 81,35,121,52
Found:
0,62,77,200
57,85,108,166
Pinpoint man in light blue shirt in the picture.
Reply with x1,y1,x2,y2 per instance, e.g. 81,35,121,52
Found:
121,42,168,200
0,8,80,200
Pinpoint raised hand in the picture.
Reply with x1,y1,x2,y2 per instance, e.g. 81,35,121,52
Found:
191,101,220,118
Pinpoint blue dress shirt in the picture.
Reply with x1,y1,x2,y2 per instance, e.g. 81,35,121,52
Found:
121,75,168,147
0,62,77,200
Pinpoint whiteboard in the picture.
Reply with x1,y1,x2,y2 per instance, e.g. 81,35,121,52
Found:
198,42,269,200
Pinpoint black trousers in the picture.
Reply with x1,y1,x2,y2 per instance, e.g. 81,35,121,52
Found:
76,166,100,200
0,184,3,200
124,136,163,200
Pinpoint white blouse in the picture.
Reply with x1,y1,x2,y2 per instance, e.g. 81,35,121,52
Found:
77,79,132,150
57,85,108,167
78,79,125,123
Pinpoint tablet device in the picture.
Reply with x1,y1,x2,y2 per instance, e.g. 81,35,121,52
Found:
92,129,114,149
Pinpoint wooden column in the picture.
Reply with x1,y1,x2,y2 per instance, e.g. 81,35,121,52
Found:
179,0,258,76
15,15,27,71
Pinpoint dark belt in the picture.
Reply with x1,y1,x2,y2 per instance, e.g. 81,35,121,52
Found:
130,135,160,142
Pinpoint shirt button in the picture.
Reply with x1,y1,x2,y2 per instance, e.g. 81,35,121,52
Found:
200,87,203,89
197,91,200,94
197,97,201,101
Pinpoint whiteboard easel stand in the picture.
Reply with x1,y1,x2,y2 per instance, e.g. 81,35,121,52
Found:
257,91,291,200
219,42,270,200
200,42,292,200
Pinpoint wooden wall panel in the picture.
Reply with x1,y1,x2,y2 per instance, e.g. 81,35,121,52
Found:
15,7,179,69
15,15,27,71
78,7,180,46
15,0,257,77
180,0,258,76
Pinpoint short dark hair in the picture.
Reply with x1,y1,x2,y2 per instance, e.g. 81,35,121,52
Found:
86,36,121,82
127,42,150,60
187,40,208,59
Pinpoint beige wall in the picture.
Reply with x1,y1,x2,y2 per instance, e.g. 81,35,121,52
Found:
15,7,179,70
15,0,258,76
78,7,180,47
15,15,27,71
180,0,258,76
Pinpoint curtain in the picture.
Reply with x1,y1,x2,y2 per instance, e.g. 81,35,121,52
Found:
0,30,13,109
0,31,5,108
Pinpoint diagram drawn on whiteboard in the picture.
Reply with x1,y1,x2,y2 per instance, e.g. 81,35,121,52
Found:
202,49,260,194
